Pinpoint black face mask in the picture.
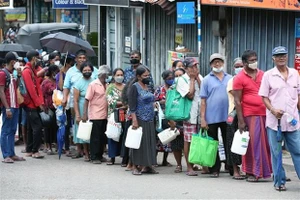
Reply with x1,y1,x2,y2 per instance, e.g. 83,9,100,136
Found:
142,77,151,85
130,58,140,65
83,72,92,78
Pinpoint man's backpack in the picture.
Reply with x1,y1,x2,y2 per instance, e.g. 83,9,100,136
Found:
0,68,11,89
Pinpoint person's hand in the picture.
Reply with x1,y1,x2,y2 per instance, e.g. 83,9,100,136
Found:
76,115,81,124
201,119,208,129
39,105,45,112
189,68,198,80
82,114,88,123
61,99,67,108
271,108,284,119
132,120,139,130
6,109,12,119
168,120,176,130
238,121,247,133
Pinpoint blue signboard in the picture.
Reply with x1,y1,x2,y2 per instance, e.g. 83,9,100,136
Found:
53,0,88,9
295,18,300,38
177,2,195,25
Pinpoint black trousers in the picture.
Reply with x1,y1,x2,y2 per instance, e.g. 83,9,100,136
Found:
44,108,57,144
90,119,107,161
64,109,72,151
25,108,43,153
207,122,227,173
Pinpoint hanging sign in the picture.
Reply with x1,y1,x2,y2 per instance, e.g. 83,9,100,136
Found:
84,0,130,7
52,0,88,9
175,28,183,45
0,0,13,10
176,2,195,24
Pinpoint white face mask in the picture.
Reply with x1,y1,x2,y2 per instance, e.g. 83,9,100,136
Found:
234,68,243,75
114,76,124,83
54,61,61,66
14,61,20,70
248,62,258,70
212,66,223,73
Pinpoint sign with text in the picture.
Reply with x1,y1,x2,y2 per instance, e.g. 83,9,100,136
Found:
83,0,129,7
177,2,195,24
52,0,88,9
5,7,26,21
201,0,300,11
0,0,13,10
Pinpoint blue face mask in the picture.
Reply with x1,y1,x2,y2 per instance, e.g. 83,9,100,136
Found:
165,79,174,86
234,68,243,75
13,70,18,79
106,76,112,83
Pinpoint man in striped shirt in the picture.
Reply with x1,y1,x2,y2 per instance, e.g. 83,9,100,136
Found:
0,52,25,163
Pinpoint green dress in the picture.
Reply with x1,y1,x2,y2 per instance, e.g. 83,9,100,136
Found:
73,77,93,144
106,84,123,116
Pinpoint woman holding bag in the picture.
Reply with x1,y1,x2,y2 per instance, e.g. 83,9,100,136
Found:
72,62,94,161
128,66,157,175
106,68,125,165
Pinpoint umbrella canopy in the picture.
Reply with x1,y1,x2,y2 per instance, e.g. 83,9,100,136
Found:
0,43,33,57
40,32,96,56
275,119,283,191
56,105,67,159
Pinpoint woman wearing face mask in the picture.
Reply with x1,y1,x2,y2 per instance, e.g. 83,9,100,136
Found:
225,57,245,180
106,68,125,165
154,70,174,167
41,65,60,155
72,62,94,161
128,66,158,175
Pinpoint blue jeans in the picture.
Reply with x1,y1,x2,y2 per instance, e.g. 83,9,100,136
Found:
1,108,19,159
267,127,300,187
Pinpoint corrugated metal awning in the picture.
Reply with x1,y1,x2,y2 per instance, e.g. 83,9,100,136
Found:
131,0,176,15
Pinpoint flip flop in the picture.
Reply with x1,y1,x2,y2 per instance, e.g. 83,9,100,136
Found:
246,176,259,182
275,185,287,191
91,160,101,164
132,169,142,175
174,166,182,173
186,171,198,176
11,156,26,161
32,153,44,159
2,157,14,163
201,171,210,174
210,173,219,178
141,168,159,174
232,176,246,180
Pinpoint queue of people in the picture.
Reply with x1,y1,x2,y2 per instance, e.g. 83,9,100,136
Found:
0,47,299,192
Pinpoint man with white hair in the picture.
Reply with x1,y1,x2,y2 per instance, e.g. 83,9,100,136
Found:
83,65,110,164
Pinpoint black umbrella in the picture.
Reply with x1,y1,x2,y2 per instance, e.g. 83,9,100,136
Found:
40,32,96,56
0,43,34,57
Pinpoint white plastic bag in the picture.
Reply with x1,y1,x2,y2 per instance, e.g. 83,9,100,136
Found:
125,126,143,149
158,128,180,145
231,130,250,156
155,102,165,132
105,114,122,141
77,120,93,141
218,128,226,161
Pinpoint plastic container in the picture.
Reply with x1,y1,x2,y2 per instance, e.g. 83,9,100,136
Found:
125,126,143,149
231,130,250,156
285,113,298,126
77,120,93,141
158,128,180,145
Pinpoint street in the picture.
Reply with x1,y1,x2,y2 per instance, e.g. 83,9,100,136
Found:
0,145,299,199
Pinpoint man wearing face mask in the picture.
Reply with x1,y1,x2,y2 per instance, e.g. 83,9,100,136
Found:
200,53,232,178
22,50,45,159
124,50,154,92
83,65,110,164
0,52,26,163
233,50,272,183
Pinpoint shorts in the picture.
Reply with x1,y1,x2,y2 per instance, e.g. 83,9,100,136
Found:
183,122,197,142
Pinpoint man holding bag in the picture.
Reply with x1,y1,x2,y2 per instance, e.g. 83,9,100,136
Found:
83,65,110,164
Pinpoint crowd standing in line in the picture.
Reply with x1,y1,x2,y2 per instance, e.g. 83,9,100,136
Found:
0,47,299,192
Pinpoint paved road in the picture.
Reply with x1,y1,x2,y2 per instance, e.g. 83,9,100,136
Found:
0,145,299,199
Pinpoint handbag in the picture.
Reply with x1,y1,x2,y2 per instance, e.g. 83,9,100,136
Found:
17,88,24,105
188,129,218,167
125,126,143,149
77,120,93,141
165,79,192,121
158,128,180,145
105,114,122,142
114,107,126,123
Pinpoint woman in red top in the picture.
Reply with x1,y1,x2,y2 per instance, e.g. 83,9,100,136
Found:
41,65,59,155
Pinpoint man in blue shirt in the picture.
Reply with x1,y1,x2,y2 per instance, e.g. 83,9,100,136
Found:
200,53,232,178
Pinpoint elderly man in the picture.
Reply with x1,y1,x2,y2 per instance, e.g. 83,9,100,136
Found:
259,46,300,191
83,65,110,164
200,53,232,178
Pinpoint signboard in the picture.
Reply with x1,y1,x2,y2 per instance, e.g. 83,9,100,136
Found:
296,18,300,38
52,0,88,9
0,0,13,10
5,7,26,21
83,0,129,7
201,0,300,11
175,28,183,45
176,2,195,24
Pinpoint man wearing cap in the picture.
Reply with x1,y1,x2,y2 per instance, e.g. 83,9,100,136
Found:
176,57,203,176
22,50,45,159
0,52,25,163
82,65,110,164
200,53,232,178
233,50,272,182
259,46,300,191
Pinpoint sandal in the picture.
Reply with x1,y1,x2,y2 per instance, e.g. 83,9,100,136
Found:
2,157,14,163
21,149,26,153
132,169,142,175
11,156,26,161
210,173,219,178
232,176,246,180
91,160,101,164
71,153,83,159
121,164,127,167
274,185,287,191
174,165,182,173
25,152,33,157
186,171,198,176
162,162,172,167
47,150,55,155
32,153,44,159
246,176,259,182
141,168,159,174
84,156,90,162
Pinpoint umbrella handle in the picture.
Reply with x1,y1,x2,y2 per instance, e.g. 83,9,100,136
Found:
277,118,282,142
